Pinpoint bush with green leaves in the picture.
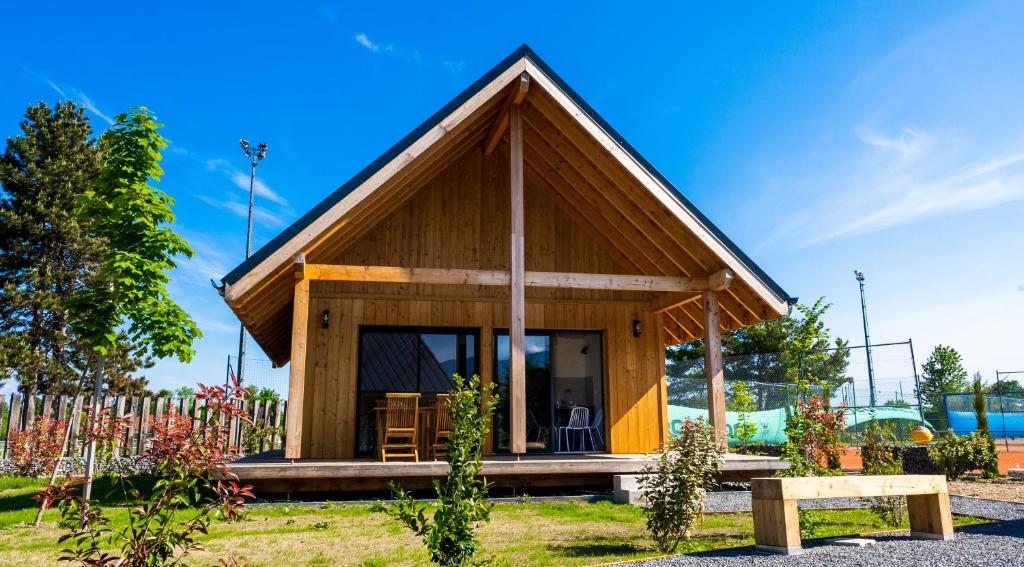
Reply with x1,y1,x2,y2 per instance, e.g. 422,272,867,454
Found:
387,374,498,567
727,381,758,449
860,420,906,527
928,431,998,480
638,417,723,554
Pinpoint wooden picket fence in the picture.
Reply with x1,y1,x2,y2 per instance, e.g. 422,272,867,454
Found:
0,393,287,459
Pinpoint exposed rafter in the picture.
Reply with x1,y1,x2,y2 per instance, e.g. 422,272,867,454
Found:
484,72,531,156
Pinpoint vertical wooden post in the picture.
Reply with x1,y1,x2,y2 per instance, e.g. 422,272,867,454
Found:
509,102,526,455
138,397,151,454
702,290,726,447
285,253,310,459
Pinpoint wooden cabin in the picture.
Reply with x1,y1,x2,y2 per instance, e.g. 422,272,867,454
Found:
219,45,792,485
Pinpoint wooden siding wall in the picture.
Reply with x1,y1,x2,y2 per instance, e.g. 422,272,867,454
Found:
295,145,667,459
301,296,665,459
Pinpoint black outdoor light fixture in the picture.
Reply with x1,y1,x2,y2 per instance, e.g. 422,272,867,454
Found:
631,319,641,338
321,309,330,329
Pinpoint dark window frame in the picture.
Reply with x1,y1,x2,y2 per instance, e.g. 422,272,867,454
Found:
354,325,480,455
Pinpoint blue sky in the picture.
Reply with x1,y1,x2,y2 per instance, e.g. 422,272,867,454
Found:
3,1,1023,395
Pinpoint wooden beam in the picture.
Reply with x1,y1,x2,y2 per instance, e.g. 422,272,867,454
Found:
702,290,726,447
484,72,530,156
301,264,727,293
509,101,526,455
284,252,310,459
649,293,700,314
304,265,509,285
649,269,733,313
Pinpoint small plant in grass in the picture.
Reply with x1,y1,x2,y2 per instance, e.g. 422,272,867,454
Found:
39,379,255,566
638,417,723,554
928,430,998,481
8,416,66,476
387,374,498,567
860,420,906,527
798,508,827,538
727,381,758,449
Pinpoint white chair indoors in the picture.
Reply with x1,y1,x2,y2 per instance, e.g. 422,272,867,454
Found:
558,407,590,452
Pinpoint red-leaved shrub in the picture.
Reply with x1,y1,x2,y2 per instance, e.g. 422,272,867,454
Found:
8,417,66,476
45,378,256,566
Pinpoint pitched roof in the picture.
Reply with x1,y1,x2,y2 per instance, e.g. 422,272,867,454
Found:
220,44,792,364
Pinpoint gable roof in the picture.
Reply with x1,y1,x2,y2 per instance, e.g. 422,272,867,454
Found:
220,44,793,364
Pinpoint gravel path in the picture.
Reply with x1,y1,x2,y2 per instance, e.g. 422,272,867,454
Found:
626,494,1024,567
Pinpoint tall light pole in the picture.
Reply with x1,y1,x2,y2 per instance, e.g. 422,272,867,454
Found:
854,270,877,407
237,139,268,386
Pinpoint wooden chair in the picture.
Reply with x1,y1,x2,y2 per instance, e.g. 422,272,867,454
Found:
381,393,421,462
431,394,453,460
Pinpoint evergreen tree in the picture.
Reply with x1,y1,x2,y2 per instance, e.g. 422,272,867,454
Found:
0,102,103,394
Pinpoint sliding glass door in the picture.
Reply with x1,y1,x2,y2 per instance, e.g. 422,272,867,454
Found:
493,330,604,453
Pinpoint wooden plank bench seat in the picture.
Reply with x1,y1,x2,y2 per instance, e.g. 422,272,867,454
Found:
750,475,954,555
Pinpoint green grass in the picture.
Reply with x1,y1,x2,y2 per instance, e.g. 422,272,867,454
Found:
0,477,989,566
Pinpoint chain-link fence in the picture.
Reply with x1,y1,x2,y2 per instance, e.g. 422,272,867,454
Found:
667,341,929,447
226,355,289,399
944,390,1024,452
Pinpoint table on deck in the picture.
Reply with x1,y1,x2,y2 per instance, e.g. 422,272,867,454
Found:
373,403,436,461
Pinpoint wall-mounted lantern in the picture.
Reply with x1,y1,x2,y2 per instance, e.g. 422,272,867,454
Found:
321,309,330,329
631,319,641,338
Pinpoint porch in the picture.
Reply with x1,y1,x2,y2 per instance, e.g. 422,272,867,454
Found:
224,450,789,492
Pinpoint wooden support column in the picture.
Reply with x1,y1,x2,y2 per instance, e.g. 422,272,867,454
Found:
509,100,526,455
702,290,726,447
284,253,310,459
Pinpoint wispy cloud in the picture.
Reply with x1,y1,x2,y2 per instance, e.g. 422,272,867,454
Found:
354,33,379,52
854,127,932,158
205,158,288,206
20,64,115,125
334,20,464,75
196,194,286,227
765,126,1024,248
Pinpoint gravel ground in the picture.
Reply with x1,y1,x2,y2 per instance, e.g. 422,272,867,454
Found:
949,480,1024,503
626,494,1024,566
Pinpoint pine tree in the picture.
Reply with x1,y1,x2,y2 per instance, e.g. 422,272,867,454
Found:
0,102,103,394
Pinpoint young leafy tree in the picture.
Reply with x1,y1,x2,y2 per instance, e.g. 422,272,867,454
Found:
916,345,968,430
0,101,103,395
388,374,498,567
67,107,200,506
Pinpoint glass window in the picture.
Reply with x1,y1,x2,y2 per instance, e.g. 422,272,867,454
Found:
356,328,478,455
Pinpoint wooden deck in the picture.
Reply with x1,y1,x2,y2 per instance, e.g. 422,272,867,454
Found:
223,451,789,492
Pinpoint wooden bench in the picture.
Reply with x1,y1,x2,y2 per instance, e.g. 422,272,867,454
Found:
750,475,954,555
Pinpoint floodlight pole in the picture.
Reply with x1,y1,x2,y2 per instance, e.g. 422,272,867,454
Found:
236,139,268,386
854,270,877,407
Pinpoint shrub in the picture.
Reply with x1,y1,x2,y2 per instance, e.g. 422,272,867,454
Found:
860,420,906,527
779,396,846,476
928,431,998,481
728,381,758,448
639,417,723,554
387,374,498,567
8,417,65,476
42,378,255,566
972,375,1000,479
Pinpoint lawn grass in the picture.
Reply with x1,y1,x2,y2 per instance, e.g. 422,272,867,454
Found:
0,476,988,566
